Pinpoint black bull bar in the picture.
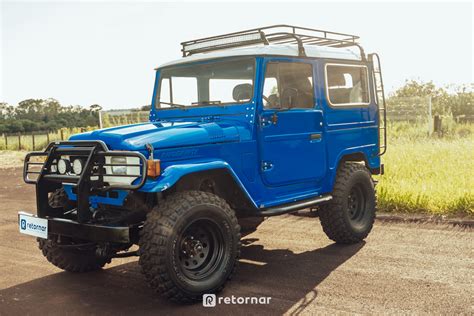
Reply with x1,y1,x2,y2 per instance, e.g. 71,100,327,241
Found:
23,140,147,224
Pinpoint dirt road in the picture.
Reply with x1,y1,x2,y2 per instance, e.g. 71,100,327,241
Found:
0,168,472,315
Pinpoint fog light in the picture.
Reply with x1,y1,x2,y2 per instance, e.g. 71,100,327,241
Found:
57,159,70,174
72,159,83,174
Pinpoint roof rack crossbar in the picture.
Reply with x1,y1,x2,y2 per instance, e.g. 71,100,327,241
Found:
180,24,363,58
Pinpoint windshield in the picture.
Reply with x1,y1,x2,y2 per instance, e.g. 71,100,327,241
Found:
156,58,255,109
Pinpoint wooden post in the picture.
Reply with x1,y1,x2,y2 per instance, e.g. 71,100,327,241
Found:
433,115,442,136
47,132,50,144
4,134,7,149
60,129,64,140
32,133,36,150
98,111,103,129
428,96,432,135
18,133,21,150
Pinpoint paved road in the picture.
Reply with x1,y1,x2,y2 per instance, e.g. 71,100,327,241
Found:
0,168,472,315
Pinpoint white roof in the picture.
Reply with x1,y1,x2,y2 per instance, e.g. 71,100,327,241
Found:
158,44,361,68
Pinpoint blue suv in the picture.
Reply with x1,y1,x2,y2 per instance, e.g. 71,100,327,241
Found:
20,25,387,303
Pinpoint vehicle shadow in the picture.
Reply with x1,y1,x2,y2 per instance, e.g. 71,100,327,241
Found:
0,240,363,315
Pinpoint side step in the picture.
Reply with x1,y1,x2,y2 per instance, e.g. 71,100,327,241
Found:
258,195,332,217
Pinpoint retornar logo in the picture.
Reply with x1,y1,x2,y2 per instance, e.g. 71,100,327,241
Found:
203,294,216,307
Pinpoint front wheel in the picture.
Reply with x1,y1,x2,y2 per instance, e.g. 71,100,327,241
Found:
38,237,109,272
138,191,241,304
319,162,376,244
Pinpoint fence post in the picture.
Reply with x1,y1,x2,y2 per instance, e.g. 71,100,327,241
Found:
428,96,433,135
32,133,36,150
4,134,7,149
433,115,442,136
99,111,103,129
47,132,50,144
60,129,64,140
18,133,21,150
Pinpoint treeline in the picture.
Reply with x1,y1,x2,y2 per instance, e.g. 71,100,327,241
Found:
0,99,101,134
388,81,473,117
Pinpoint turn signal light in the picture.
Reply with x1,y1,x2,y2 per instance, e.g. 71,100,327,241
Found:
147,159,161,177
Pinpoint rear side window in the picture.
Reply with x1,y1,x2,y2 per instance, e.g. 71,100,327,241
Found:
325,64,369,106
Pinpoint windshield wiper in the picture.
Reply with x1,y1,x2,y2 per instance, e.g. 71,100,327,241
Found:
158,101,187,108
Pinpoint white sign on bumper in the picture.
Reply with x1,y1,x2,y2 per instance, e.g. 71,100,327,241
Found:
18,212,48,239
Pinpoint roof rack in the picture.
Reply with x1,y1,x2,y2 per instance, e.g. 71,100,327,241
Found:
181,24,365,59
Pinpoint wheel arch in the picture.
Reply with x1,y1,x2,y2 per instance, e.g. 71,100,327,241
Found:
334,149,380,175
139,160,258,213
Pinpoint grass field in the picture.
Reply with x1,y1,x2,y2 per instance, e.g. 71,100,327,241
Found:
375,121,474,216
1,122,472,216
377,137,473,216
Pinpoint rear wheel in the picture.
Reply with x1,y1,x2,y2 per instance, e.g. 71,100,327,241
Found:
319,162,376,244
139,191,241,303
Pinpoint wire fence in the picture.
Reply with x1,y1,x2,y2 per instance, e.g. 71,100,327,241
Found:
0,127,95,151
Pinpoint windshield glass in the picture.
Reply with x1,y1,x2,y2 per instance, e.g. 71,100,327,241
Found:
156,58,255,109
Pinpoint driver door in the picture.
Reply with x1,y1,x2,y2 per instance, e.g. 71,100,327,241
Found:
258,59,327,186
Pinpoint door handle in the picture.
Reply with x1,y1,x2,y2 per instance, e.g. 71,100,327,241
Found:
310,133,322,140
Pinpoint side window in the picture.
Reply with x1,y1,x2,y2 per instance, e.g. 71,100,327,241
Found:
262,62,314,109
326,64,369,106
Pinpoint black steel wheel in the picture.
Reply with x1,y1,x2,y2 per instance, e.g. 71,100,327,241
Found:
319,162,376,244
139,191,241,304
347,185,368,227
177,219,226,281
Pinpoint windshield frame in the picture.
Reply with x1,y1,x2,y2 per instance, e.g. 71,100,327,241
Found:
153,57,257,111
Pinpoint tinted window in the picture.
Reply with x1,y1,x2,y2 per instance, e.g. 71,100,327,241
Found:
262,62,314,109
326,64,369,105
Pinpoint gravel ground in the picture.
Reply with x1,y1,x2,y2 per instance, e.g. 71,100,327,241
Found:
0,167,472,315
0,151,27,169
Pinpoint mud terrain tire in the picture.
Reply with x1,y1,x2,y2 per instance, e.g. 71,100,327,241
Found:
319,162,376,244
139,191,241,304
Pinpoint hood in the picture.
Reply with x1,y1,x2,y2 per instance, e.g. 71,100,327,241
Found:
69,121,241,151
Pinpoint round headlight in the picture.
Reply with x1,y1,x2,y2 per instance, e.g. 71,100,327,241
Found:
57,159,70,174
72,159,83,174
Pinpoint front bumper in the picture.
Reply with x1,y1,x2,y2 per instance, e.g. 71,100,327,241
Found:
19,211,135,243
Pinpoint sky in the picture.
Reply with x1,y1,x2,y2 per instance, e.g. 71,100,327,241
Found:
1,1,473,109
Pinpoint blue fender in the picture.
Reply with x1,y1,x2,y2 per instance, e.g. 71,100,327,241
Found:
139,159,258,209
328,146,379,188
